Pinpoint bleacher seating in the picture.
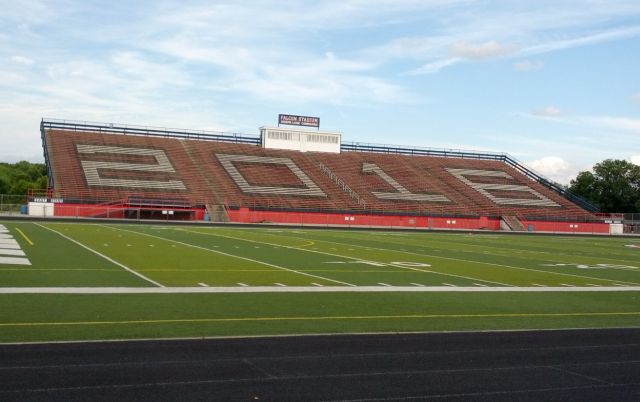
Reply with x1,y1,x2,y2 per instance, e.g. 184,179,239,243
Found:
41,124,596,221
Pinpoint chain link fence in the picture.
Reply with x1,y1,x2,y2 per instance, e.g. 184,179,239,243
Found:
0,194,27,215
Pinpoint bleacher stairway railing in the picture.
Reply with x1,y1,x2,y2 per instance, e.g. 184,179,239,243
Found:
341,142,599,213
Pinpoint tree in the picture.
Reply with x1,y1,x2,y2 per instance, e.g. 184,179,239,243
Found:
569,159,640,213
0,161,47,195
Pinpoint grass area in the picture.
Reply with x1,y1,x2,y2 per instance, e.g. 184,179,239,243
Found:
0,292,638,342
1,220,639,341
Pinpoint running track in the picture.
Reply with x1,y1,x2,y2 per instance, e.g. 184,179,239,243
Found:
1,328,639,401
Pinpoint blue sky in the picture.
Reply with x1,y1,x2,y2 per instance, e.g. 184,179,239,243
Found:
1,0,639,184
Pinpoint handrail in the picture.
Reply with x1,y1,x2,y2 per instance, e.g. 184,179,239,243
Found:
342,141,599,213
41,118,261,145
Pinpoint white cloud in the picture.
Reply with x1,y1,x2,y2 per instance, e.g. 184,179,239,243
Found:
581,116,640,132
631,93,640,103
522,25,640,55
408,57,461,75
631,155,640,165
532,106,562,117
514,60,543,71
527,156,575,184
10,55,34,65
450,40,518,60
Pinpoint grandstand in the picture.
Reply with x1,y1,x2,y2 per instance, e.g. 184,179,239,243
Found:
33,118,611,233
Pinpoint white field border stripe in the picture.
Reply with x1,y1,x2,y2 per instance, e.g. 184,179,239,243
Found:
1,286,640,294
103,225,355,287
34,223,164,288
365,233,640,274
282,232,640,286
181,229,512,287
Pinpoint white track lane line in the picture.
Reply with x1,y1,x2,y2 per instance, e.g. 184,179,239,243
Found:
35,223,164,288
182,229,512,287
103,225,355,287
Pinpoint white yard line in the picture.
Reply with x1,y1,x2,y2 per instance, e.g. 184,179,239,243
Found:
2,286,639,294
103,225,355,287
281,233,640,286
34,223,164,288
182,229,512,287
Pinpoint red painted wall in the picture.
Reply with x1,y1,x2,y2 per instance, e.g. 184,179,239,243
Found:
226,208,501,230
520,220,610,234
54,203,205,221
52,203,610,233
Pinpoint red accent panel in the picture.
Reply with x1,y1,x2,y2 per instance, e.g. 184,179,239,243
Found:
520,220,610,234
226,209,501,230
54,203,205,221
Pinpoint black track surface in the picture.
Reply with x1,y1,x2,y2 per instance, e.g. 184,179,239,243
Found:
1,328,639,401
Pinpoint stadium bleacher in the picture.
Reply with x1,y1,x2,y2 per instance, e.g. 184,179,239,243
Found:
37,119,605,231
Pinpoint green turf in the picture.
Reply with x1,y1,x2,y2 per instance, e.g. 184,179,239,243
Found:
0,292,638,342
1,220,639,342
2,221,639,288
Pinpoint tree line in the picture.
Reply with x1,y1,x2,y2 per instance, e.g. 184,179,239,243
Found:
0,161,47,196
569,159,640,213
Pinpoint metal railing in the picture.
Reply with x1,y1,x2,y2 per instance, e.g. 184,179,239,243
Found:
342,141,599,213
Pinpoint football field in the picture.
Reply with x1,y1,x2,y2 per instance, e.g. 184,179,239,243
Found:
1,220,639,342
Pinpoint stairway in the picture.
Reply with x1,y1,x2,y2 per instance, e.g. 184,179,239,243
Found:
207,204,229,222
500,215,526,231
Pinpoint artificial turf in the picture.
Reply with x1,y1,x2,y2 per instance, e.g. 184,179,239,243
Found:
1,220,639,342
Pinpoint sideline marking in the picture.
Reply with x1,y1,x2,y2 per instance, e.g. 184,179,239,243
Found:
34,223,164,288
287,233,640,286
14,228,34,246
103,225,355,287
2,311,639,327
183,229,512,287
1,286,639,293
